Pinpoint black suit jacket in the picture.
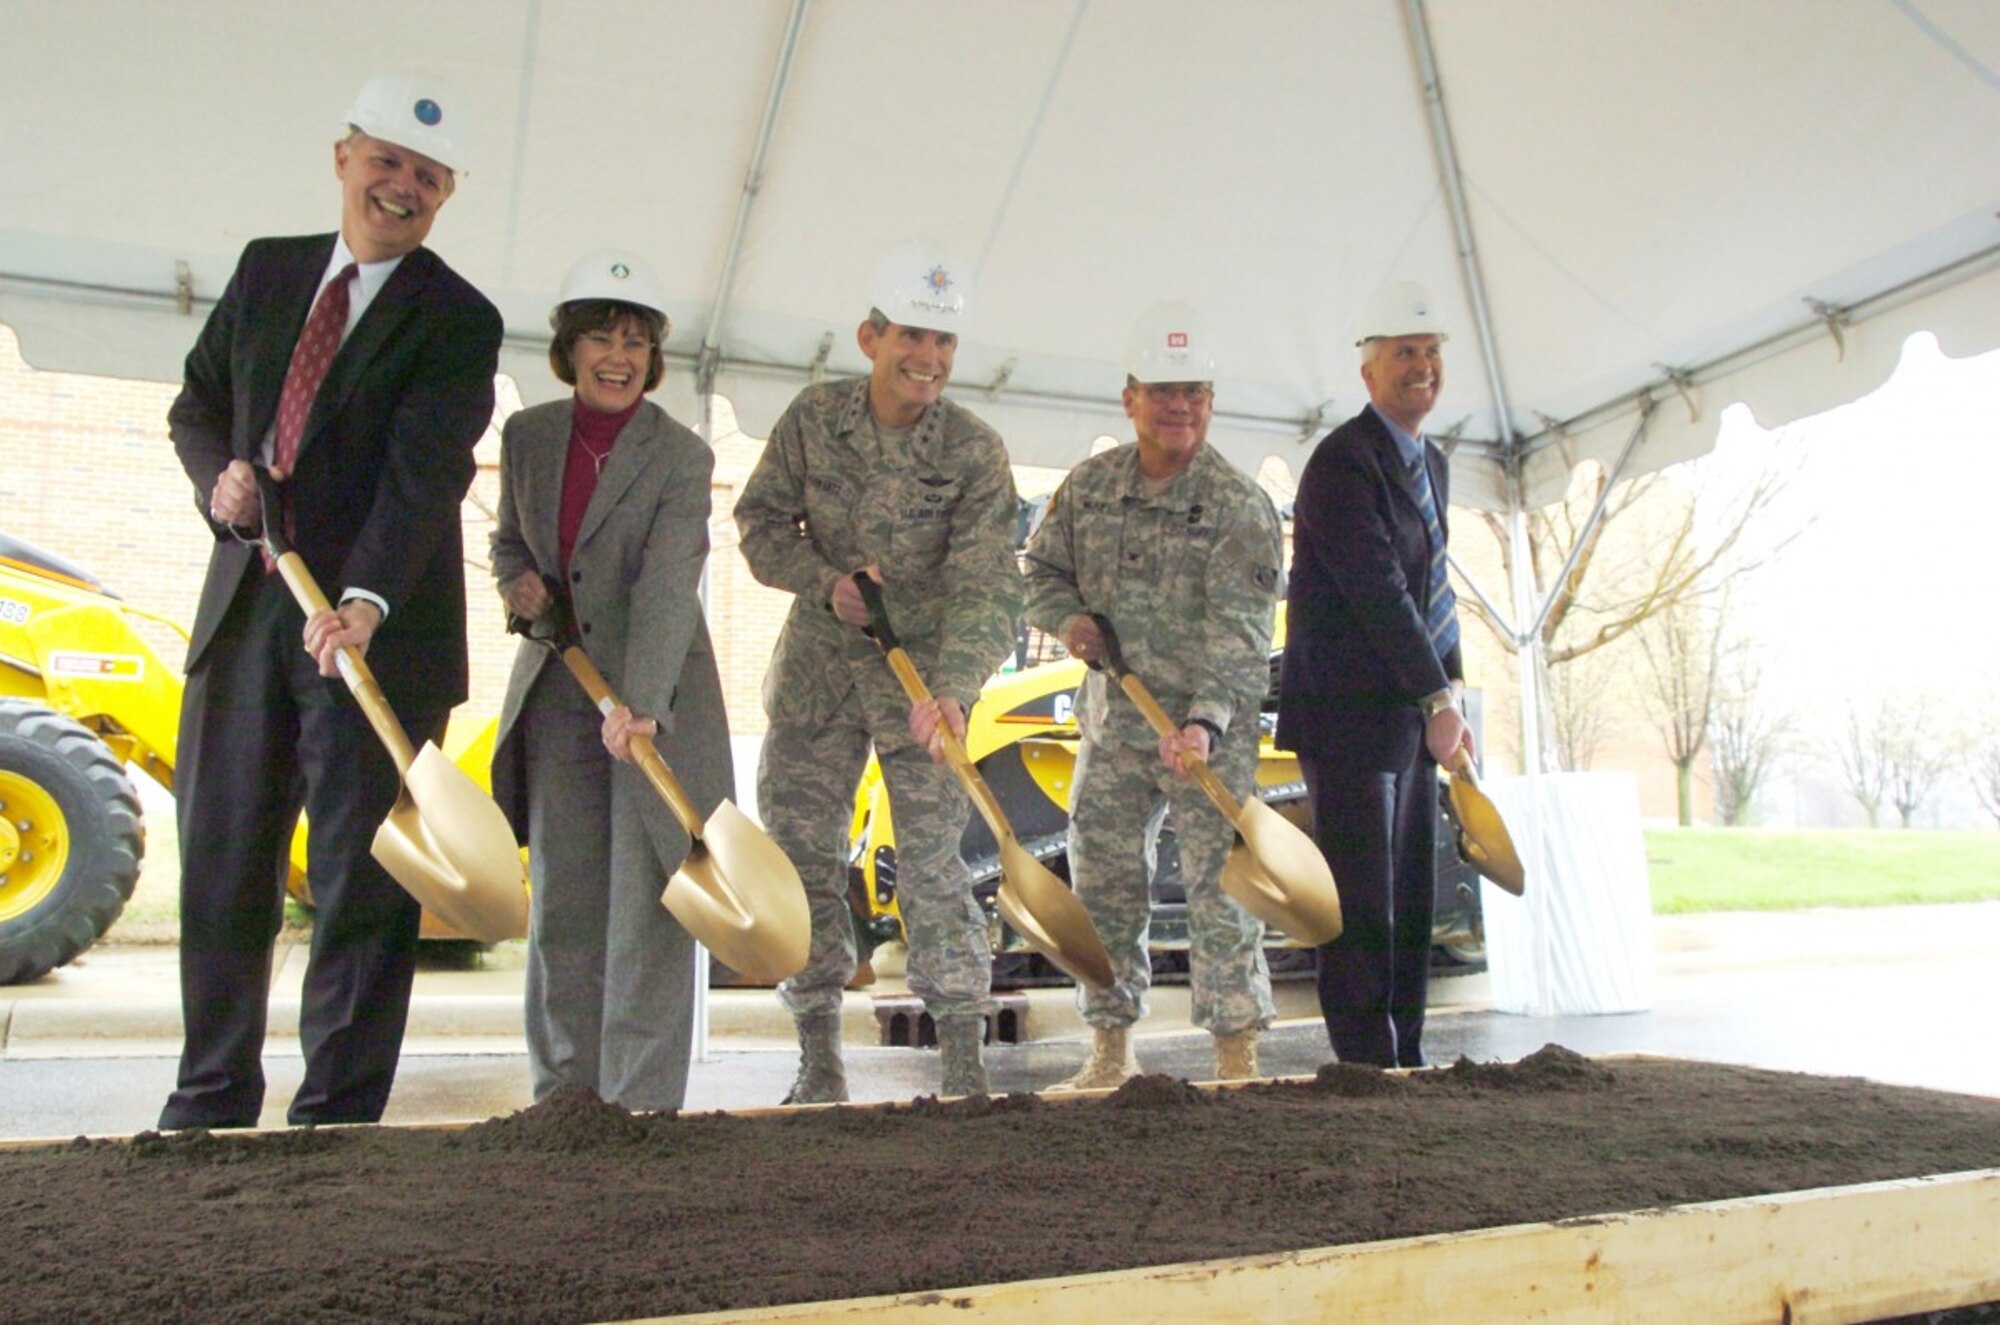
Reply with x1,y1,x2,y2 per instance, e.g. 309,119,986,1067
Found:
168,234,502,709
1276,405,1462,753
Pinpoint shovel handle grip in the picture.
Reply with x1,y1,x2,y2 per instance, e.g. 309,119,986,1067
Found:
552,645,707,840
270,550,417,777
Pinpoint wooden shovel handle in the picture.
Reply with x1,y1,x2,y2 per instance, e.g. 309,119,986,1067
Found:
1112,674,1244,819
271,550,417,777
877,644,1017,846
853,575,1017,846
551,644,708,841
1089,613,1244,819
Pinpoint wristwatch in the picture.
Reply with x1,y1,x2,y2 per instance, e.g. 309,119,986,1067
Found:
1186,717,1225,743
1419,689,1458,721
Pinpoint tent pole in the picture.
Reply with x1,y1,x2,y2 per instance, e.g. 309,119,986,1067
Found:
695,0,812,398
1524,404,1655,645
1402,0,1541,774
685,0,806,1036
1504,462,1556,1012
690,0,809,1054
1401,0,1515,450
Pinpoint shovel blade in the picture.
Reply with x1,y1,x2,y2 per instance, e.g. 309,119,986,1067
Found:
374,742,531,942
660,800,810,984
1222,798,1344,944
1447,771,1526,895
372,797,529,943
995,838,1115,990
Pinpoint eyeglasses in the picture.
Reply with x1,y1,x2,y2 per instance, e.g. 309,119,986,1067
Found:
1137,382,1213,403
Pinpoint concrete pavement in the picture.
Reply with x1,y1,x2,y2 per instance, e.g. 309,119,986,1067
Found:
2,902,1996,1139
0,934,1348,1058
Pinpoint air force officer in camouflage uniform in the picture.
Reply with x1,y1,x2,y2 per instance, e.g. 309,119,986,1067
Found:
1023,304,1283,1090
736,244,1023,1102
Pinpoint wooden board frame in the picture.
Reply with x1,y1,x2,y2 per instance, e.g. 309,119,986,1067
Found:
653,1167,2000,1325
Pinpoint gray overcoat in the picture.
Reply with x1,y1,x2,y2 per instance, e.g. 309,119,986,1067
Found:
489,399,734,875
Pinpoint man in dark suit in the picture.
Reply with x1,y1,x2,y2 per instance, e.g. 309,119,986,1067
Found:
160,75,502,1128
1276,281,1474,1069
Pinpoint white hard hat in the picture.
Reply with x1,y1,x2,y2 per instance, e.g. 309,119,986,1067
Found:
554,249,669,322
345,74,469,175
1353,280,1450,346
867,241,972,334
1126,301,1217,383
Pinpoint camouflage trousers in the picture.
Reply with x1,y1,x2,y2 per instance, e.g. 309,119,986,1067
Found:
759,683,995,1022
1067,728,1273,1035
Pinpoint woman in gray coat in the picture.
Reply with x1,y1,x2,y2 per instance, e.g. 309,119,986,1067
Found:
489,250,733,1112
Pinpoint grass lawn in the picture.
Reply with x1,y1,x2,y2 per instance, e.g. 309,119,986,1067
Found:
1645,827,2000,913
112,787,2000,942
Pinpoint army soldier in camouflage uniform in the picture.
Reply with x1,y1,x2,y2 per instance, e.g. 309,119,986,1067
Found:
737,243,1022,1102
1024,303,1283,1089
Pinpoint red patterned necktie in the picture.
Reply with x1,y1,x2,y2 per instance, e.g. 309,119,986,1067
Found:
273,263,358,475
265,263,356,569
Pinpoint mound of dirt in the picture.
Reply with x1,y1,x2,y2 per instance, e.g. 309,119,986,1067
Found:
4,1049,1998,1323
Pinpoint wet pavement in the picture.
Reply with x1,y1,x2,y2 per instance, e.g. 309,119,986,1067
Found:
1,902,1995,1140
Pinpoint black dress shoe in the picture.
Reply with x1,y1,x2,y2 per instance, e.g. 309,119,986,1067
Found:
155,1111,258,1131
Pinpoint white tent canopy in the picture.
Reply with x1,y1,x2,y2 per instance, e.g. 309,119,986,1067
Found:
4,0,1997,517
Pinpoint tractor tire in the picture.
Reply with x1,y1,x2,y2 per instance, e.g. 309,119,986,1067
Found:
0,700,144,984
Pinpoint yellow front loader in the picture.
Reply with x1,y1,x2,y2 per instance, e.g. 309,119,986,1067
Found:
0,534,495,984
0,535,176,982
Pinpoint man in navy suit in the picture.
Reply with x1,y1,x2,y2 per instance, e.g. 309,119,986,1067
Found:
160,76,502,1128
1275,282,1474,1069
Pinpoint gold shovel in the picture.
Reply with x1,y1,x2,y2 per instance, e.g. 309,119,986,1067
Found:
1086,615,1343,945
253,471,529,942
1443,749,1526,895
853,575,1113,990
508,595,809,983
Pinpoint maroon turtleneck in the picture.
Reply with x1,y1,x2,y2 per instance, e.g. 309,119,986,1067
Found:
558,395,643,576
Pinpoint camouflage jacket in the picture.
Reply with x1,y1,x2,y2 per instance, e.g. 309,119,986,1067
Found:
736,377,1022,725
1023,441,1281,747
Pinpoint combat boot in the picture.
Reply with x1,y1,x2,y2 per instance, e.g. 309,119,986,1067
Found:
937,1017,990,1097
1050,1025,1141,1092
1214,1028,1261,1081
782,1011,848,1105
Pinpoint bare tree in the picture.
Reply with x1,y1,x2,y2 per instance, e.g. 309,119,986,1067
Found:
1543,648,1620,771
1707,642,1790,827
1880,693,1958,829
1638,597,1722,825
1461,450,1795,669
1458,438,1801,773
1973,738,2000,830
1834,699,1892,828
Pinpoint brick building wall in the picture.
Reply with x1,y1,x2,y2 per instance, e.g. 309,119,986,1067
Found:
0,327,793,743
0,331,1042,754
2,323,1700,820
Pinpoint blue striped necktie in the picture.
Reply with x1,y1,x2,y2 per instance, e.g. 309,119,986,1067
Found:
1410,449,1459,658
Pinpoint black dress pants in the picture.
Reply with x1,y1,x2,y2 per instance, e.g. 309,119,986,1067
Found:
1297,706,1437,1068
160,571,442,1128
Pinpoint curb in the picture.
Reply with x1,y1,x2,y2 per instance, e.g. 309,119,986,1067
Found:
0,992,799,1053
1,982,1335,1057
